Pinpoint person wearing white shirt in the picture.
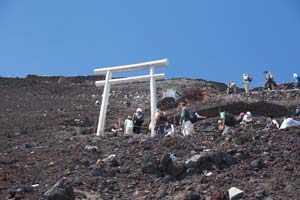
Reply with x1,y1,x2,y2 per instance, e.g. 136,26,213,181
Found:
240,111,253,128
124,116,133,135
279,117,300,130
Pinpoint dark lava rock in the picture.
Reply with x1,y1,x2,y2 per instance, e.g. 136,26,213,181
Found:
265,196,275,200
102,155,119,167
141,152,159,174
221,153,237,166
90,165,111,177
14,193,25,200
184,190,201,200
43,178,75,200
254,189,266,199
24,143,32,149
167,160,185,178
185,154,202,169
15,130,29,136
160,154,172,172
250,159,265,170
158,154,185,178
9,190,16,198
186,168,200,176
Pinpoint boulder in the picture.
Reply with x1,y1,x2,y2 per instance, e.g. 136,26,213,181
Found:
141,152,159,174
167,160,185,177
209,152,224,169
84,145,98,152
222,153,237,166
250,159,265,170
227,187,244,200
254,189,266,199
102,154,119,167
185,155,202,169
44,178,75,200
160,154,172,173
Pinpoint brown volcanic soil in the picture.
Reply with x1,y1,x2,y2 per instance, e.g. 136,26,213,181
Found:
1,76,300,200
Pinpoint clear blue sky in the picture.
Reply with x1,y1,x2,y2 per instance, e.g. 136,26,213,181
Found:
1,0,300,87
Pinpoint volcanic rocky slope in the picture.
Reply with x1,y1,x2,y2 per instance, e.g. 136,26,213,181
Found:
1,75,300,200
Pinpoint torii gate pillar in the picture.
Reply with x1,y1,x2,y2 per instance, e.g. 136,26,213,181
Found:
97,71,112,136
150,67,157,137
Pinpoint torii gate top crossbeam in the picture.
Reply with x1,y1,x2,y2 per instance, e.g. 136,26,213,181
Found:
94,59,168,75
95,73,165,87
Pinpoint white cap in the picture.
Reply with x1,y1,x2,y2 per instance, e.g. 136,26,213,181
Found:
136,108,142,112
246,111,251,115
293,73,298,78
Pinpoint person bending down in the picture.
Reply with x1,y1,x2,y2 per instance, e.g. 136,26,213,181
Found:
219,111,236,136
279,117,300,130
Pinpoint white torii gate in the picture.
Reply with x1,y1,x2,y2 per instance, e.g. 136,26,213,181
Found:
94,59,168,137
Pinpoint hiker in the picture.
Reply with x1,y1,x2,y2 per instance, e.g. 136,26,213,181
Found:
219,111,236,136
265,115,280,129
164,121,175,137
124,116,133,135
179,99,194,136
109,122,123,136
133,108,144,134
154,109,167,135
242,73,252,95
240,111,253,128
234,112,245,124
279,117,300,130
295,106,300,116
293,73,300,89
264,71,276,90
227,81,236,95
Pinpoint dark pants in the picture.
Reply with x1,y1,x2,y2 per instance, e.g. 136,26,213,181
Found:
133,123,142,134
265,80,276,90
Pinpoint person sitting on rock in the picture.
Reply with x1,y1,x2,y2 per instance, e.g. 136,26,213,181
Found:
179,99,194,136
219,111,236,136
133,108,144,134
279,117,300,130
163,121,175,137
109,122,123,136
264,71,276,90
265,115,280,129
293,73,300,89
227,81,236,95
240,111,253,128
124,116,133,135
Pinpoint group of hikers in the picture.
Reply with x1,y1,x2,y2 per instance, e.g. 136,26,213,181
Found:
219,108,300,137
107,98,300,137
108,99,206,136
104,70,300,137
226,71,300,95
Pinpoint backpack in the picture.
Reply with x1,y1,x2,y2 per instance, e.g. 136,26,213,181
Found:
224,112,235,126
134,114,144,124
243,74,252,82
247,75,252,82
266,72,273,80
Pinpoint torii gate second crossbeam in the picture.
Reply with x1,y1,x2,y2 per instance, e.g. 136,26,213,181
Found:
94,59,168,137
